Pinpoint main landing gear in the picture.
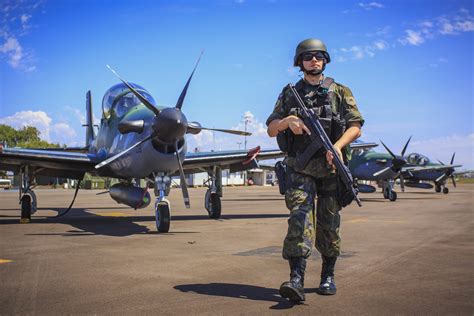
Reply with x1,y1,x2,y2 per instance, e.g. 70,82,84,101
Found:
204,166,222,219
153,174,171,233
19,166,37,223
435,183,449,194
381,180,397,202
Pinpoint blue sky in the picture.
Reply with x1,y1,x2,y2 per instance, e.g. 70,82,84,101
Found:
0,0,473,168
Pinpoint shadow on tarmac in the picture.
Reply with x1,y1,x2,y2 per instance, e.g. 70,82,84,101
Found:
0,207,289,237
174,283,316,309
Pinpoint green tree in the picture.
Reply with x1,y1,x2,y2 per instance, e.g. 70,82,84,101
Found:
0,124,61,148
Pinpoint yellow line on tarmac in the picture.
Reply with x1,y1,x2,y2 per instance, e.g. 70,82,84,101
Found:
95,212,129,217
345,218,407,224
0,259,13,264
346,218,369,223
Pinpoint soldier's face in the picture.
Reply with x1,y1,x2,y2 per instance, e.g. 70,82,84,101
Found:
302,51,325,73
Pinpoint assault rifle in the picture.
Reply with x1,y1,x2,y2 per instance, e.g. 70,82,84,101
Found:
287,83,362,207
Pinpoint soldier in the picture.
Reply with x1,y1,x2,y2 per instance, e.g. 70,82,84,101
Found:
266,38,364,302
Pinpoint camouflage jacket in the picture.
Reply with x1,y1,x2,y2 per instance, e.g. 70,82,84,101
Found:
266,77,364,176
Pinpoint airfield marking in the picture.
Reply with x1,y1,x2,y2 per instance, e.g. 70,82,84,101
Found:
346,218,369,223
0,259,13,264
345,218,407,224
95,212,130,217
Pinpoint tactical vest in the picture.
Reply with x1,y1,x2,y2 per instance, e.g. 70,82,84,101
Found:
277,77,346,159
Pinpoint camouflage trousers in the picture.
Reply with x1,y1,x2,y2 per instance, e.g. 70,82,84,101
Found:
282,159,342,259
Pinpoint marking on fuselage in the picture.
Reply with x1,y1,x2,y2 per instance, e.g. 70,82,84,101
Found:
0,259,13,264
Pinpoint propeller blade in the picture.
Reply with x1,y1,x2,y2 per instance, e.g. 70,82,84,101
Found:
95,134,154,169
451,175,457,188
200,127,252,136
380,140,396,159
401,136,412,157
175,50,204,110
450,152,456,165
437,159,445,165
186,121,202,135
106,65,160,116
373,166,392,177
399,174,405,192
175,141,190,208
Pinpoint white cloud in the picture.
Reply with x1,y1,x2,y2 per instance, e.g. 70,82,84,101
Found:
404,29,424,46
0,36,23,68
399,10,474,45
0,110,78,146
0,1,43,71
335,42,384,61
373,40,388,50
410,134,474,170
358,2,384,10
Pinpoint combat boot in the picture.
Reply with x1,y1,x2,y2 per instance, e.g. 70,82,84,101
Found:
316,255,337,295
279,257,306,302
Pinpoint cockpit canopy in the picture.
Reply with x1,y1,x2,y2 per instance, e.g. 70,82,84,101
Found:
101,83,156,119
407,153,430,166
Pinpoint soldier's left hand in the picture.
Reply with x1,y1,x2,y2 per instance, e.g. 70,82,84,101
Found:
326,146,343,169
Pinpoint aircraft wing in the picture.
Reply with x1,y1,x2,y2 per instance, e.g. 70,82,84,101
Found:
402,164,462,173
0,146,98,179
349,142,378,150
182,147,283,173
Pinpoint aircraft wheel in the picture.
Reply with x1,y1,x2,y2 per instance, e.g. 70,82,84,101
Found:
20,194,32,222
205,190,221,219
383,188,389,199
155,201,170,233
388,190,397,202
435,185,441,193
443,187,449,194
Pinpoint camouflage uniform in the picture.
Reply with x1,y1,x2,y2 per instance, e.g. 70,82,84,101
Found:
266,78,364,260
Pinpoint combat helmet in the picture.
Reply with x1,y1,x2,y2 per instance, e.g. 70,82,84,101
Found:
293,38,331,66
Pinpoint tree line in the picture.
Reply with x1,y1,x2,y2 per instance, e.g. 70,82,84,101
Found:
0,124,61,148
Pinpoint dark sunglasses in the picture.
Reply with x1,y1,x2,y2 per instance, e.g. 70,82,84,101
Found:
301,52,326,62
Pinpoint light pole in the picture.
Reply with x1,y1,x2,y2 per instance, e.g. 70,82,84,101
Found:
237,142,242,150
242,113,252,150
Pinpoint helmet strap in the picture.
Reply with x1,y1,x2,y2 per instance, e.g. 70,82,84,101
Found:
299,62,326,76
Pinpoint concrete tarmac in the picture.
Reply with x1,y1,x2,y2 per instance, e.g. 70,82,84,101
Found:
0,185,473,315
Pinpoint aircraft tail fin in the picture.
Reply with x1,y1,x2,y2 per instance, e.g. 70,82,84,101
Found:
85,90,96,148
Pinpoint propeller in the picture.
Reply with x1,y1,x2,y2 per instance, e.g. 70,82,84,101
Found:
175,141,190,208
377,137,411,191
437,152,457,187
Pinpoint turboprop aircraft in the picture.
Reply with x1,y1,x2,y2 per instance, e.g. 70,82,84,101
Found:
0,55,282,232
349,138,462,201
402,152,462,194
349,138,413,201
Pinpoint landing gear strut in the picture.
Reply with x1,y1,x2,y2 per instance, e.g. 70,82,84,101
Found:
19,166,37,223
153,174,172,233
435,182,449,194
204,166,222,219
382,180,397,202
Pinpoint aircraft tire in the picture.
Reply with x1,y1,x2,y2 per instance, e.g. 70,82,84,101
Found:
443,187,449,194
435,185,441,193
155,202,170,233
21,194,32,222
389,190,397,202
205,191,221,219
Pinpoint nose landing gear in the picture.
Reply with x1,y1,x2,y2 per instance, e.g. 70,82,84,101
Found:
204,166,222,219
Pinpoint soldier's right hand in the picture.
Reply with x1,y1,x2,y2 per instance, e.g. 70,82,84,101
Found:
286,115,311,135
